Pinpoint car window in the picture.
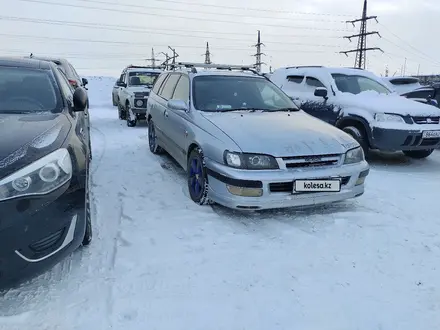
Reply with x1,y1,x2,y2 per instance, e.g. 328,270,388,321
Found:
152,73,167,94
332,74,391,95
192,75,296,112
171,75,189,101
286,75,304,84
0,66,61,113
404,89,434,99
305,77,325,88
120,72,126,84
159,74,180,100
57,68,75,94
68,63,81,79
128,71,160,87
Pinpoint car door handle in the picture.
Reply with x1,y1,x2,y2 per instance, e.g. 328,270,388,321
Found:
164,110,168,118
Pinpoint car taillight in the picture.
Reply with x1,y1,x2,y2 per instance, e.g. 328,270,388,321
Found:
68,79,78,88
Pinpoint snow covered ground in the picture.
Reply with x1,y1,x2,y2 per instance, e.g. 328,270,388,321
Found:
1,76,440,330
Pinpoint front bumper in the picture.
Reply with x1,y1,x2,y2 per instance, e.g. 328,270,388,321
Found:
204,158,370,211
0,182,85,288
371,124,440,151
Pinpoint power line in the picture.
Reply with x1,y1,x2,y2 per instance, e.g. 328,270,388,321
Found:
71,0,354,17
16,0,353,31
0,32,342,49
58,0,346,23
0,15,349,37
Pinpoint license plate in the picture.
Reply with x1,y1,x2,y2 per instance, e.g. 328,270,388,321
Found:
422,130,440,138
294,179,341,193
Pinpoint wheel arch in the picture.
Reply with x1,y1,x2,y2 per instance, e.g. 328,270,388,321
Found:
336,115,372,144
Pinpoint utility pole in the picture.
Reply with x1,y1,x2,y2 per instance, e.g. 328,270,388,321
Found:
403,57,407,76
252,30,265,72
168,46,179,66
203,42,212,64
385,65,389,77
340,0,383,69
417,64,420,75
145,48,160,68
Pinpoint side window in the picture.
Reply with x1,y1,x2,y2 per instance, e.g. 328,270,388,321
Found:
404,89,433,99
305,77,325,88
286,75,304,84
57,69,74,97
171,75,189,101
160,74,180,100
68,63,80,79
152,74,168,94
120,72,126,84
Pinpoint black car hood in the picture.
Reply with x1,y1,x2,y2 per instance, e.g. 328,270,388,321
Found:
0,112,71,180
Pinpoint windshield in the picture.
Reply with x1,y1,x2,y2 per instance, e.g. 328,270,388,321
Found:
192,75,297,111
0,66,59,113
332,74,391,95
128,71,159,87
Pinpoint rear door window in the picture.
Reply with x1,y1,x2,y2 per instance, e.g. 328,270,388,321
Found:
159,74,180,100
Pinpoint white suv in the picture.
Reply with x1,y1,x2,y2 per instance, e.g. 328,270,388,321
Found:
270,66,440,159
116,66,162,127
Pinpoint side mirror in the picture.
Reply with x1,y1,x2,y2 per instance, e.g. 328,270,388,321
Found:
167,99,188,111
82,78,88,86
72,87,88,112
314,87,328,98
116,81,126,87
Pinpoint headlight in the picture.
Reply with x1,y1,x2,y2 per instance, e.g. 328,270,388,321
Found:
135,99,144,107
224,151,279,169
344,146,364,165
374,113,405,123
0,148,72,201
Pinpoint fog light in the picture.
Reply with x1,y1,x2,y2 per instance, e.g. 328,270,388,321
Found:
226,185,263,197
355,176,366,186
12,176,32,192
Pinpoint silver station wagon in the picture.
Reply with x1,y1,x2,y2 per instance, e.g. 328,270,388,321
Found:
146,63,370,211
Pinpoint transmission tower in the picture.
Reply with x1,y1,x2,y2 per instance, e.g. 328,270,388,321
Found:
340,0,383,69
252,30,265,72
203,42,212,64
146,48,160,68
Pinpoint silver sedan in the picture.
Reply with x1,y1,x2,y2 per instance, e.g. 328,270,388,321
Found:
146,65,370,210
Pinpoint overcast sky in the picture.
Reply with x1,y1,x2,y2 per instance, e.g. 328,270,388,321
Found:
1,0,439,77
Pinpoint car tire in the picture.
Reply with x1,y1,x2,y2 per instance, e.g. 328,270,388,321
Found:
187,148,210,205
82,156,92,246
126,103,137,127
118,101,126,120
148,120,163,154
403,149,434,159
342,126,369,154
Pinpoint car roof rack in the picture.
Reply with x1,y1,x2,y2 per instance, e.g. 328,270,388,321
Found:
126,65,165,70
170,62,258,74
284,65,323,69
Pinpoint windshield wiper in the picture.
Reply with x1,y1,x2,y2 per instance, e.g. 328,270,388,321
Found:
262,107,300,112
216,107,268,112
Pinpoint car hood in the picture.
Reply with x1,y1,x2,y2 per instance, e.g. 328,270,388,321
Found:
0,112,70,179
338,91,440,116
201,111,357,157
127,86,152,93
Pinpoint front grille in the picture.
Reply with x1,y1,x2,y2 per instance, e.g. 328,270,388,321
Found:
29,228,65,252
412,116,440,124
282,154,341,169
134,91,149,98
269,176,350,193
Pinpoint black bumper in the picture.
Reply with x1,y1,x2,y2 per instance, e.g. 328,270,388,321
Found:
371,127,440,151
0,183,85,289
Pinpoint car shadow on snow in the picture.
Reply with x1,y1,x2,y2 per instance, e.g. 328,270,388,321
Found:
366,149,440,173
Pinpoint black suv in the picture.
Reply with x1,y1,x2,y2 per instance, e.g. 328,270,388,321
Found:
0,57,92,288
402,84,440,108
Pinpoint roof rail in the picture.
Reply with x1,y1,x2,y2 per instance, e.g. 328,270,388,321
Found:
344,67,364,70
171,62,257,73
126,65,165,70
284,65,323,69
